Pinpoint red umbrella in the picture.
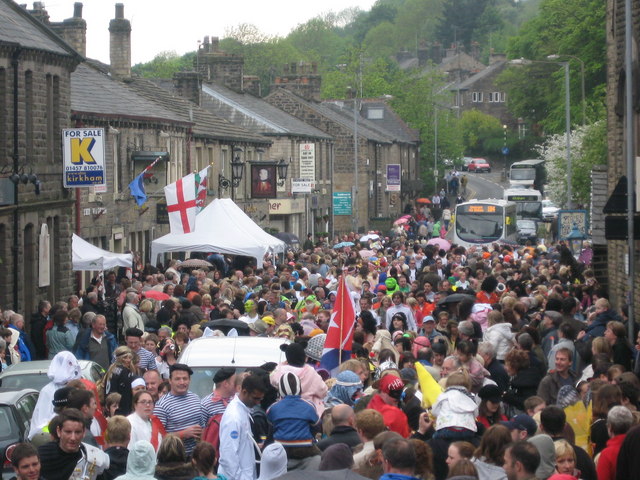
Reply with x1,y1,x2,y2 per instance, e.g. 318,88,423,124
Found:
416,198,432,204
144,290,170,301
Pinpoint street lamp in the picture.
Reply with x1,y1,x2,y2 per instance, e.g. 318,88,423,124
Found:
547,54,586,126
218,146,244,200
276,158,289,187
508,58,572,208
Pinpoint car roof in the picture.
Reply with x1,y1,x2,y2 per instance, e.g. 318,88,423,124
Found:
179,337,289,368
0,388,38,404
0,359,94,376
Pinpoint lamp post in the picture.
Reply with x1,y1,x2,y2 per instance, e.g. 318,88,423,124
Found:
509,58,572,208
548,54,586,126
276,158,289,187
433,104,459,195
218,146,244,200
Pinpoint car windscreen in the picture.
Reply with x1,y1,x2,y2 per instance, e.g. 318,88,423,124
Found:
190,367,250,399
0,405,19,442
0,373,49,391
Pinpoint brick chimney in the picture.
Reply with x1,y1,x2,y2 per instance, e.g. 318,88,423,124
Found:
430,42,443,64
109,3,131,78
49,3,87,56
173,71,202,106
271,62,322,102
243,75,261,97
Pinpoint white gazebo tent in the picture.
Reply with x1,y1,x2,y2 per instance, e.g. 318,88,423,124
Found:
72,234,133,271
150,198,286,268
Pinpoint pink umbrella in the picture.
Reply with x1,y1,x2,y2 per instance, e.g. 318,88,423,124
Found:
393,217,410,225
359,249,374,258
427,237,451,251
144,290,170,301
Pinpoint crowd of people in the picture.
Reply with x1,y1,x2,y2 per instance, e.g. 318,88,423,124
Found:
1,220,638,480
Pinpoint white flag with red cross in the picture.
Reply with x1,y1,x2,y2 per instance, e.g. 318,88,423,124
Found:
164,173,197,234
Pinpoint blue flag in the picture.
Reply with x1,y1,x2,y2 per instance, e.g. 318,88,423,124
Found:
128,171,147,206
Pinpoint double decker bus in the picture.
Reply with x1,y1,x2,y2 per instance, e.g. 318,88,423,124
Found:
503,188,543,222
509,159,546,194
453,199,518,249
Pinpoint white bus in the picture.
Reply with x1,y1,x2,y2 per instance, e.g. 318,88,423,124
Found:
503,188,543,222
509,159,546,193
453,199,518,249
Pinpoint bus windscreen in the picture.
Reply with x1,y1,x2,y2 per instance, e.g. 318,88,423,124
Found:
455,205,505,243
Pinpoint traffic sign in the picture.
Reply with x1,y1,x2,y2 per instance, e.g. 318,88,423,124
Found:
502,147,510,155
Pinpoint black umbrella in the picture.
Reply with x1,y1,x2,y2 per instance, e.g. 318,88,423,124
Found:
437,293,476,305
202,318,250,336
273,232,301,248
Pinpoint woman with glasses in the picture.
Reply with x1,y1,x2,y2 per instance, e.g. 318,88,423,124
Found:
127,390,166,451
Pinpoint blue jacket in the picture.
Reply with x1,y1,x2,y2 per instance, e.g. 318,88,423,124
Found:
583,309,623,341
267,395,318,446
74,328,117,362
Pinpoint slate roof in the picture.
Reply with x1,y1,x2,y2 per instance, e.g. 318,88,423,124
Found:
200,82,332,140
454,60,507,91
130,78,270,145
0,0,79,58
327,99,420,145
269,89,392,144
71,63,187,124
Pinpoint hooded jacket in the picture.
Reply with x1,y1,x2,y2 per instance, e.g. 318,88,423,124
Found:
472,457,507,480
271,363,327,417
115,441,156,480
483,323,514,360
432,386,478,432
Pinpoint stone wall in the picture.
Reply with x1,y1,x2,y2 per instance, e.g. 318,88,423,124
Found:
605,0,640,311
0,46,78,317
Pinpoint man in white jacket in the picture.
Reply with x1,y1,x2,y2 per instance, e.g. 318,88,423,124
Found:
218,375,267,480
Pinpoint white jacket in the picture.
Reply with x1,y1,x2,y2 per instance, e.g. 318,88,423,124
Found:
218,395,258,480
432,387,478,432
483,323,515,360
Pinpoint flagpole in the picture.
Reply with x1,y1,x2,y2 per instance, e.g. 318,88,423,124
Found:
338,275,344,365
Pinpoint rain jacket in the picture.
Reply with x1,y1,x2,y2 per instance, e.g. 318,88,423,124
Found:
270,363,327,417
115,441,156,480
28,351,82,439
432,386,478,432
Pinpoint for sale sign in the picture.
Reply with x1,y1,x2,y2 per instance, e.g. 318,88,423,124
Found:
62,128,106,188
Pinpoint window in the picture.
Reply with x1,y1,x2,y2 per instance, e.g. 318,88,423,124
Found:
0,69,5,164
25,71,33,160
488,92,505,103
471,92,483,103
367,108,384,119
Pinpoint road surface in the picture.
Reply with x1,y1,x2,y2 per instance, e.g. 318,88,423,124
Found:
462,171,505,201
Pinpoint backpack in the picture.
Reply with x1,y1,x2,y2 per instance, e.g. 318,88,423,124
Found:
202,413,223,460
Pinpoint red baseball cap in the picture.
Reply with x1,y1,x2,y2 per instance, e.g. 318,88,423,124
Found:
379,374,404,394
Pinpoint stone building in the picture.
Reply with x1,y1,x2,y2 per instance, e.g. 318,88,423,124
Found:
450,58,516,128
266,84,420,235
0,0,82,314
604,0,639,312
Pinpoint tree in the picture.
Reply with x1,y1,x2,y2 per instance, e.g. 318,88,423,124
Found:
536,120,606,208
132,51,195,78
459,109,504,156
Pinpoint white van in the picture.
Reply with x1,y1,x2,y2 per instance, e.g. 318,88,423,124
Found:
178,336,289,398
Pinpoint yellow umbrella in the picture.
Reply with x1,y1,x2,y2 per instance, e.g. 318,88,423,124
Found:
415,361,442,408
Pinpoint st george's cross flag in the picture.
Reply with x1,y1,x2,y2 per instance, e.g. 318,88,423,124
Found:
164,173,197,234
195,166,210,213
320,275,356,374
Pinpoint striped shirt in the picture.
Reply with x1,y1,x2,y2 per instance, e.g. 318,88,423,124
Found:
201,392,233,421
154,391,204,455
135,347,157,371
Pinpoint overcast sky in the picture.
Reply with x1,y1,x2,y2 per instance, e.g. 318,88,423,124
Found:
41,0,377,64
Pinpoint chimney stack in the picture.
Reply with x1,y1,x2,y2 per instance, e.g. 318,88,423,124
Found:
271,62,322,102
173,71,202,106
49,2,87,56
109,3,131,78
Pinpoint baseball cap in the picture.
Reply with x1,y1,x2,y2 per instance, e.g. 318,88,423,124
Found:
501,414,538,437
423,315,435,323
379,374,404,395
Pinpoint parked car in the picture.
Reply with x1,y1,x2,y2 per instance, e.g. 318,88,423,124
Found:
517,219,538,244
0,389,38,480
179,336,289,398
542,199,560,221
461,157,475,171
468,158,491,173
0,360,104,391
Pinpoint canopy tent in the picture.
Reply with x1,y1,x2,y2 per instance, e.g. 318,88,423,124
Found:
150,198,286,268
72,234,133,271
